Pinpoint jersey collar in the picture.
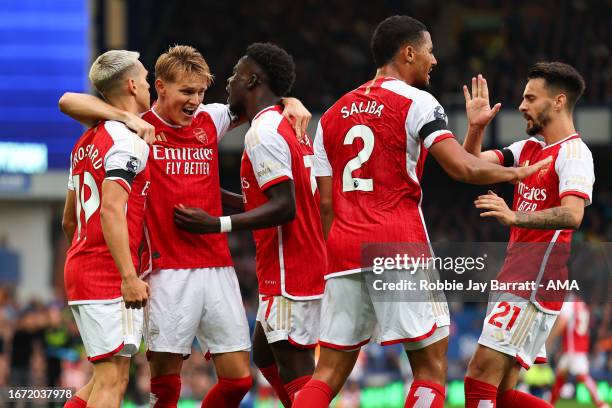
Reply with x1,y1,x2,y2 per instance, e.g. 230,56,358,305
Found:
150,106,182,128
542,133,580,150
253,105,281,121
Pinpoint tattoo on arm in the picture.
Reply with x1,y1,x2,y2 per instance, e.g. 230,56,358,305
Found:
515,207,577,230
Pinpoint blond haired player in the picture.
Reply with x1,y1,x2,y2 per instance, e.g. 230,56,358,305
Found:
59,45,311,407
62,50,151,408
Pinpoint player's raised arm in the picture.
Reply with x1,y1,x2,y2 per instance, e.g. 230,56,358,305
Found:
59,92,155,144
462,74,502,163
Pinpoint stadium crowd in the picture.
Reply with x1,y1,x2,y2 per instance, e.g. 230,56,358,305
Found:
126,0,612,109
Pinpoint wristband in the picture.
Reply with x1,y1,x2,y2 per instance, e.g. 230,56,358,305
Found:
219,216,232,233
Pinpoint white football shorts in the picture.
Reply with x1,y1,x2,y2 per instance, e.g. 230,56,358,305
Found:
71,300,143,361
145,266,251,356
478,292,557,369
557,352,590,375
256,294,320,348
319,273,449,351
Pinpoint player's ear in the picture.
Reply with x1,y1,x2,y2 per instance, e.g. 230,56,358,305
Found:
155,78,165,96
127,78,137,96
247,73,259,89
554,93,567,112
402,44,415,64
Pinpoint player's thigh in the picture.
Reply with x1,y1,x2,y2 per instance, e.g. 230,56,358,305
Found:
197,267,251,360
268,340,315,381
71,301,143,362
91,355,130,388
252,322,276,369
146,268,205,355
319,274,377,349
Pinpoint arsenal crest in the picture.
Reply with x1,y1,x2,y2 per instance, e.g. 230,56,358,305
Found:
194,128,208,144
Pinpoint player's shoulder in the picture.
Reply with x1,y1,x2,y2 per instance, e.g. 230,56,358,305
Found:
103,120,148,152
379,78,436,104
196,103,230,120
103,120,137,140
251,108,286,141
557,135,592,160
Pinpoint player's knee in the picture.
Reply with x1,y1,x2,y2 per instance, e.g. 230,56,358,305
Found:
93,373,122,392
149,352,183,376
413,356,447,383
467,352,494,380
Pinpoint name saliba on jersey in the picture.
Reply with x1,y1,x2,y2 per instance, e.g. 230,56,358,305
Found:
152,145,213,175
340,100,384,118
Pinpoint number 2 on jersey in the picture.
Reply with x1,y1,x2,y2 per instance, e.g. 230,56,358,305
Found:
72,172,101,240
342,124,374,192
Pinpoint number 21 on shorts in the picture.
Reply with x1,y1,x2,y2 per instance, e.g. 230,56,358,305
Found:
487,301,522,331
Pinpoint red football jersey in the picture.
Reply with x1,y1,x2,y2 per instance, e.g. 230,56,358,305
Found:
240,106,326,299
313,77,454,277
64,120,150,304
560,296,590,353
143,103,233,270
494,134,594,312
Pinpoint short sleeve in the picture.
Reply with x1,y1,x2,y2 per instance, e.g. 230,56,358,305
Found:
67,159,75,190
495,139,529,167
196,103,233,141
405,90,455,150
556,140,594,206
313,121,332,177
103,121,150,193
245,122,293,191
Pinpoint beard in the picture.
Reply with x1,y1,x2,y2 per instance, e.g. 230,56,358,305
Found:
525,104,551,136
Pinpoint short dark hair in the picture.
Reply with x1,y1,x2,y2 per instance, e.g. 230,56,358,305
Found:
246,42,295,97
371,15,428,68
527,62,586,110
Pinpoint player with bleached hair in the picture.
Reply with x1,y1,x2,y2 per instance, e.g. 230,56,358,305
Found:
62,50,151,408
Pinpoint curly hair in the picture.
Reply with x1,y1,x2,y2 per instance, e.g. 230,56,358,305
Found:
245,42,295,97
